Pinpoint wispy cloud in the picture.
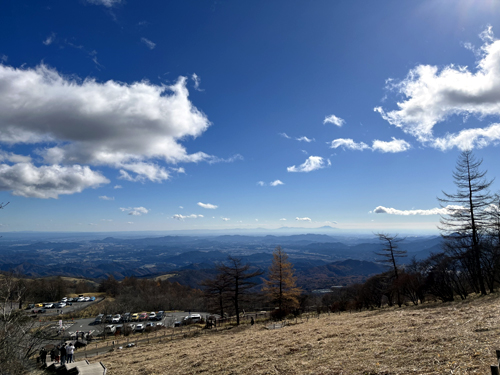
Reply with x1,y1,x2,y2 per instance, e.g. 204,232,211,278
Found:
324,114,345,127
172,214,203,220
43,33,56,46
114,185,122,189
85,0,122,8
257,181,266,186
329,138,370,151
329,138,410,153
198,202,218,209
296,136,314,142
270,180,284,186
141,37,156,50
192,73,204,91
221,217,230,221
120,207,149,216
372,205,463,215
287,156,328,173
99,195,114,201
279,132,291,139
295,217,312,222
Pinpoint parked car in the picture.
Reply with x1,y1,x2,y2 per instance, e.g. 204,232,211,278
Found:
131,313,139,321
104,325,116,334
135,323,145,332
44,303,54,309
139,313,148,321
155,311,164,321
90,296,96,301
84,297,91,302
35,303,44,308
61,297,68,302
146,322,155,329
94,314,104,324
156,322,165,328
56,302,66,308
77,297,85,302
174,321,182,327
105,314,113,323
112,314,121,324
148,312,156,320
184,314,202,324
26,304,35,310
122,313,131,322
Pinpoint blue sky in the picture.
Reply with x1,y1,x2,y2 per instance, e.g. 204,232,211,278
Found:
1,0,500,233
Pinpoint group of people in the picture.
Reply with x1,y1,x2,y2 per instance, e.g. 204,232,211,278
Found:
39,342,76,365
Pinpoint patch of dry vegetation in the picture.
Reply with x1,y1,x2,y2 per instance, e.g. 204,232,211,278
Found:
95,294,500,374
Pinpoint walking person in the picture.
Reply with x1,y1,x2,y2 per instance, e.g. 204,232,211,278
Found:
66,342,75,363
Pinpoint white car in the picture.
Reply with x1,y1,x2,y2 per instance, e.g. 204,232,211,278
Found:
104,325,116,334
112,314,121,324
77,297,85,302
44,303,54,309
135,323,145,332
84,297,91,302
148,312,156,320
61,297,68,302
56,302,66,308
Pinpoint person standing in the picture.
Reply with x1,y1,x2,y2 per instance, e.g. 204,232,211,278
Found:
39,347,47,365
54,345,60,364
60,343,67,365
66,342,75,363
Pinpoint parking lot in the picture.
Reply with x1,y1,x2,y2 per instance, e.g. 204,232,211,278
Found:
64,311,211,340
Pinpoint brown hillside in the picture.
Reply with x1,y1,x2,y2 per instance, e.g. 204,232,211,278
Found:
95,294,500,374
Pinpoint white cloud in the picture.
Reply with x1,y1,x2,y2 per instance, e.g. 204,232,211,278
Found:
85,0,122,7
257,181,266,186
221,217,230,221
127,221,134,224
120,207,149,216
329,138,370,151
198,202,218,209
114,185,122,189
279,218,287,221
324,114,345,127
279,132,291,139
371,137,411,153
0,64,213,183
43,33,56,46
141,37,156,50
295,217,312,222
296,136,314,142
373,205,463,215
375,27,500,150
0,163,108,199
287,156,327,173
0,55,7,63
99,195,114,200
172,214,203,220
179,206,184,209
192,73,203,91
329,138,410,153
206,154,243,164
270,180,284,186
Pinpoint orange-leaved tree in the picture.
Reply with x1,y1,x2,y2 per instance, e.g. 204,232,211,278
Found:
262,246,302,317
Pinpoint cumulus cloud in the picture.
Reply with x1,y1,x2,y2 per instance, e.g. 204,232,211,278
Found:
329,138,370,151
85,0,122,7
99,195,114,200
0,64,213,185
172,214,203,220
257,181,266,186
287,156,327,173
270,180,284,186
221,217,230,221
296,136,314,142
373,205,463,215
198,202,218,209
324,114,345,127
114,185,122,189
141,37,156,50
375,27,500,150
371,137,411,153
0,163,108,199
295,217,312,222
120,207,149,216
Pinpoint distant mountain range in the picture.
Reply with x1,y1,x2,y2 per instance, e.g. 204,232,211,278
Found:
0,233,444,291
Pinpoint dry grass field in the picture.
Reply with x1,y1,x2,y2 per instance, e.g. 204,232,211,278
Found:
94,294,500,374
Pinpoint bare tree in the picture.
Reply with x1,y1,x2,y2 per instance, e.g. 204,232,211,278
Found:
374,233,406,306
216,257,263,326
201,272,231,318
438,150,493,295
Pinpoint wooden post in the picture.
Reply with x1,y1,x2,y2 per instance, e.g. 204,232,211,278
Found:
496,350,500,366
491,365,499,375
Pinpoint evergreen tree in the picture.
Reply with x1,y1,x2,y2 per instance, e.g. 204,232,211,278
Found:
262,246,302,317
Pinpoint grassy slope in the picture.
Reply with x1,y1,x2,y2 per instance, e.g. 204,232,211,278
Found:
95,294,500,374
